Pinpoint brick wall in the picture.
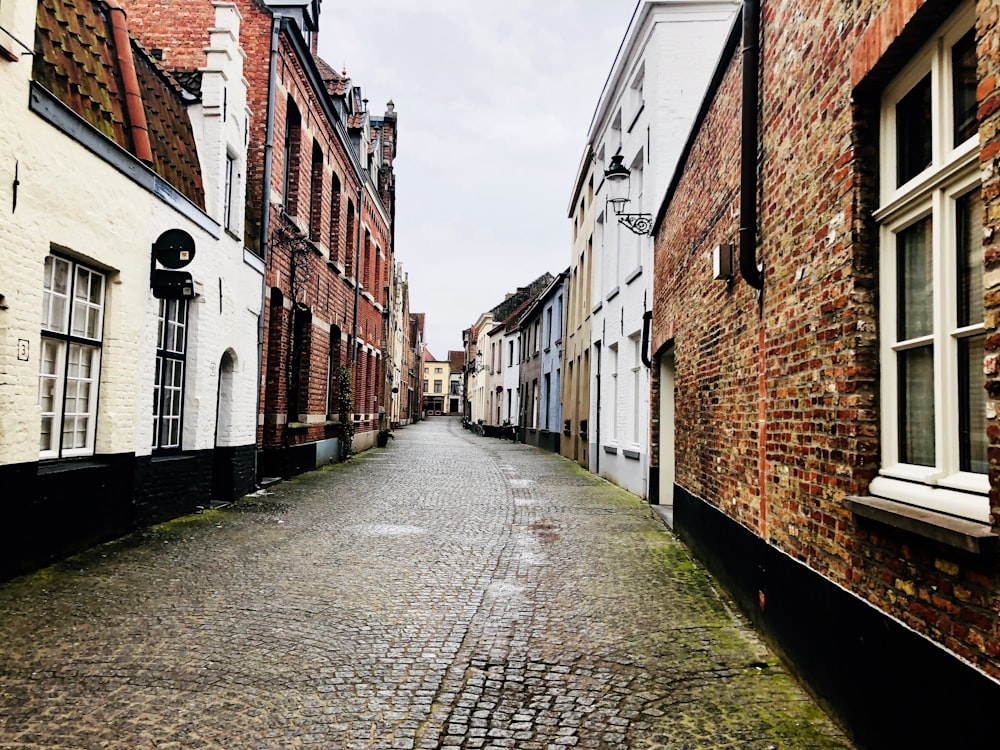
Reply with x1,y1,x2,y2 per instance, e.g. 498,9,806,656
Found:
652,0,1000,680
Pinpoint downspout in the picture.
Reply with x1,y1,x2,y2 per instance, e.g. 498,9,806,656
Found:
641,309,652,369
253,17,280,483
739,0,763,292
105,1,152,164
741,0,768,541
352,188,362,365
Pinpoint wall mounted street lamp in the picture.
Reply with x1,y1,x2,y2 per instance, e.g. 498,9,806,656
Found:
604,154,652,236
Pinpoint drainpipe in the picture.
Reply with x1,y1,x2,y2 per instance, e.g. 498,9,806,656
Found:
253,17,280,484
640,309,652,369
105,1,152,164
352,187,362,365
739,0,763,291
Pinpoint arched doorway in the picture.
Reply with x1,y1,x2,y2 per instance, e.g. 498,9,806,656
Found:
212,349,237,502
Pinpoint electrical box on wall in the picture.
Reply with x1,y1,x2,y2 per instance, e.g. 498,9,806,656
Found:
713,242,734,280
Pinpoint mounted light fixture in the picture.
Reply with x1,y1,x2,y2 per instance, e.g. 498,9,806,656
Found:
604,154,652,235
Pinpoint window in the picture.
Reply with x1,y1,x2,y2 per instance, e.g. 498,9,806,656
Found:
632,336,642,445
545,308,552,348
223,151,238,232
609,344,619,441
423,379,428,393
39,255,105,458
873,2,986,521
153,299,188,449
435,367,443,373
282,100,302,214
434,381,442,394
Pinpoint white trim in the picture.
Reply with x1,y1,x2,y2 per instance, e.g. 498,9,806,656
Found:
873,0,987,522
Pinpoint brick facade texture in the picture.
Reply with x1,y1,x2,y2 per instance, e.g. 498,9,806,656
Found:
652,0,1000,679
124,0,394,456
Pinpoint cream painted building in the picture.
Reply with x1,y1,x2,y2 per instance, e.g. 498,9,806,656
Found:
561,147,596,468
422,349,450,415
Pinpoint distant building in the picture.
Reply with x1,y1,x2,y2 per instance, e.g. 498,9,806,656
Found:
562,149,595,468
447,351,464,414
517,272,567,452
421,348,448,415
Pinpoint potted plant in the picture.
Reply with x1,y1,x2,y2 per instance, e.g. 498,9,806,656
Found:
376,428,393,448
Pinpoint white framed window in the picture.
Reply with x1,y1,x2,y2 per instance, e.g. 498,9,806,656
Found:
609,343,619,441
153,298,188,450
223,150,241,233
632,335,642,445
39,255,105,459
871,1,986,521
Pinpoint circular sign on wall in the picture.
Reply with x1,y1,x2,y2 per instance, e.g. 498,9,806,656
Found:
153,229,196,269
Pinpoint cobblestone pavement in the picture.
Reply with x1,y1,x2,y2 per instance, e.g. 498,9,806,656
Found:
0,417,853,749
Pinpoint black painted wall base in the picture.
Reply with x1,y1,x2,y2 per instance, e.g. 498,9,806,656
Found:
1,455,135,581
258,442,317,482
2,445,259,581
673,485,1000,749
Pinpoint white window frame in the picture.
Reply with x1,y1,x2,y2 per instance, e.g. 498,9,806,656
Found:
609,343,619,442
871,1,988,521
153,298,189,451
631,335,642,446
39,255,105,459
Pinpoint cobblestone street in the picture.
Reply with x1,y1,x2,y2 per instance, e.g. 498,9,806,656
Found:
0,418,852,749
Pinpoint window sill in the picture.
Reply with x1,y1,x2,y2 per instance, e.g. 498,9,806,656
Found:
625,265,643,285
151,452,195,463
606,286,620,302
845,496,998,554
591,302,603,315
38,456,109,475
603,445,618,455
622,448,640,460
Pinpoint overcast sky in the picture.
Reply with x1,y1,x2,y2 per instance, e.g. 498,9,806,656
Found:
319,1,638,358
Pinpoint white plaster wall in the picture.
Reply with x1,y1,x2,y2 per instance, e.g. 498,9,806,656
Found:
587,0,738,497
0,0,153,465
502,330,520,425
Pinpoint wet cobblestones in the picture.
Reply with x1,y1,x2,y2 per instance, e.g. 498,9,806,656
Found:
0,418,853,748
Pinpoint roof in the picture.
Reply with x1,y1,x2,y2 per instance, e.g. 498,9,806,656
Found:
33,0,205,207
423,346,438,362
448,350,464,372
489,272,555,322
313,54,347,97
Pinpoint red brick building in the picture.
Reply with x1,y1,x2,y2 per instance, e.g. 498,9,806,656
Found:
123,0,397,472
650,0,1000,744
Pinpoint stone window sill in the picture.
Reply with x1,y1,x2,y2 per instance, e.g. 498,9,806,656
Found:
622,449,640,460
845,496,999,554
603,445,618,455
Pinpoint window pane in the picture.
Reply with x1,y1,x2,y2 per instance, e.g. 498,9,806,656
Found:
899,345,935,466
953,29,977,146
42,256,70,333
957,188,983,327
897,217,934,340
897,74,932,186
959,333,987,473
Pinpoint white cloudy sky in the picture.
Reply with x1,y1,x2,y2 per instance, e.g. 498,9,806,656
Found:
319,1,638,358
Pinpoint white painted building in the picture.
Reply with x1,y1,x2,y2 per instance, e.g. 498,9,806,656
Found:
0,0,262,577
587,0,739,497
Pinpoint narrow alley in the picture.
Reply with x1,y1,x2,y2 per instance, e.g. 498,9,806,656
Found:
0,418,851,749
